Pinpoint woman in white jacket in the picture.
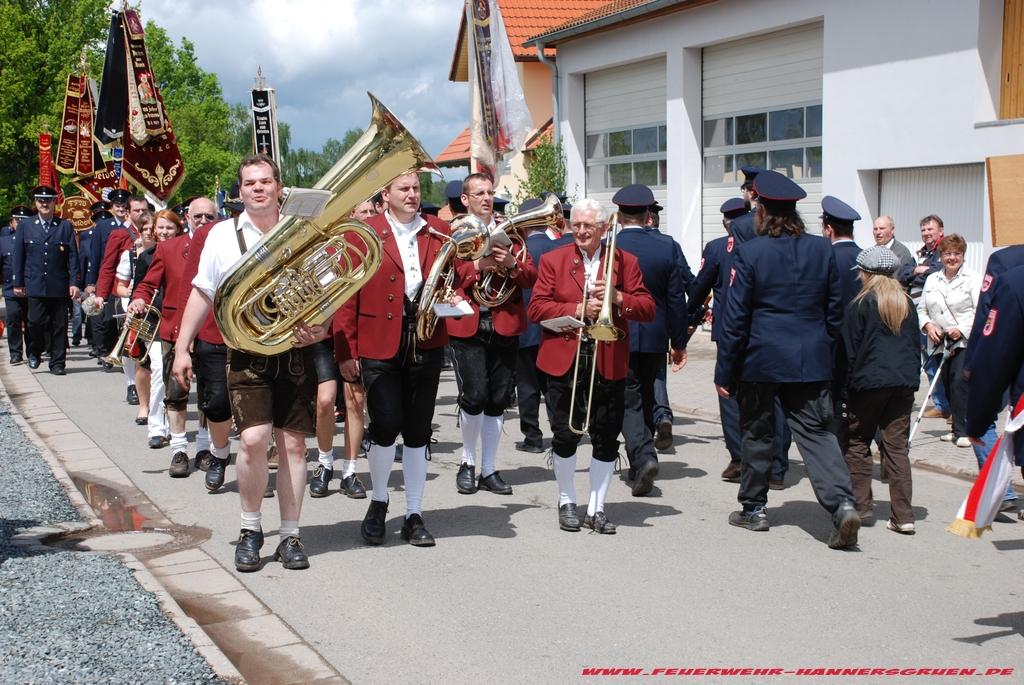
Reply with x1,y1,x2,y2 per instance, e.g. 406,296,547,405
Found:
917,234,980,447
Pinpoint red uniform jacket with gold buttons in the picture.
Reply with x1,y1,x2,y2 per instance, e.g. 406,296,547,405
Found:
180,222,225,345
446,247,538,338
528,242,654,381
132,232,192,343
334,212,451,362
96,227,137,300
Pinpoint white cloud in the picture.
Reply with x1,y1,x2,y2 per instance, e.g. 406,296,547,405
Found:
142,0,469,160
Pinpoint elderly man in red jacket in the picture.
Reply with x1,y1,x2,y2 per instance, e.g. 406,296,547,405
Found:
528,197,655,535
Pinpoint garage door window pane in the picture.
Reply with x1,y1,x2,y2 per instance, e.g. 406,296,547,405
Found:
769,108,804,141
635,161,658,185
770,149,804,178
703,117,733,147
659,125,667,152
609,163,633,187
587,165,607,190
735,113,766,144
586,134,606,160
609,131,632,157
806,146,822,178
735,152,766,172
806,105,823,137
634,127,658,154
704,155,734,183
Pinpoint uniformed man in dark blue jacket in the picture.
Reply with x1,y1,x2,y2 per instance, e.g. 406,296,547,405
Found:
613,184,688,496
12,186,80,374
966,264,1024,468
727,166,765,244
2,205,34,364
714,170,860,549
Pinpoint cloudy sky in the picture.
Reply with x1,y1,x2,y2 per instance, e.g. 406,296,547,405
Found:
143,0,468,158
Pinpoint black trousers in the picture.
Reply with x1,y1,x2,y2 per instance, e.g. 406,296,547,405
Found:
361,347,443,449
545,348,625,463
622,351,662,469
449,319,517,417
941,347,969,438
516,345,546,446
4,296,30,359
91,298,119,356
193,340,230,423
27,296,68,368
736,381,854,512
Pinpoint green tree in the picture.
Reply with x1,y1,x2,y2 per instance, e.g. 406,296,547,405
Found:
0,0,109,211
512,137,568,207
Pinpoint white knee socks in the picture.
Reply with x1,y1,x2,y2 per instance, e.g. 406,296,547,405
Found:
318,449,334,469
459,409,482,466
587,459,615,516
402,445,428,517
367,443,396,503
480,414,503,478
551,453,577,506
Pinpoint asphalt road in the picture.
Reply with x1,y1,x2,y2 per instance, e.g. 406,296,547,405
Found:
25,339,1024,685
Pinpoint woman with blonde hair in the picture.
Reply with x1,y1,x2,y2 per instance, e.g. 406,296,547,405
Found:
841,245,921,534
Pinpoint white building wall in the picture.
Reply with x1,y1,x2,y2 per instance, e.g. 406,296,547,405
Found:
553,0,1024,269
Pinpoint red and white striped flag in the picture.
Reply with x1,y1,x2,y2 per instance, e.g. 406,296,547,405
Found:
948,395,1024,538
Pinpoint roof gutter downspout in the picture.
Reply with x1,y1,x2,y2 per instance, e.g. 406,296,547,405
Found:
535,41,559,148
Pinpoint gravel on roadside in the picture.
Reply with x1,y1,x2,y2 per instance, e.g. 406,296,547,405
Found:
0,398,225,684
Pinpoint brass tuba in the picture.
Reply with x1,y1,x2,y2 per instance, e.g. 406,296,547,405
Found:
215,93,438,356
472,193,563,308
414,215,491,342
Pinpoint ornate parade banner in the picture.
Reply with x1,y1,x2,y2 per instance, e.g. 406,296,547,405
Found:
56,71,103,176
122,9,167,146
251,68,281,169
71,161,121,203
38,131,66,205
95,11,128,146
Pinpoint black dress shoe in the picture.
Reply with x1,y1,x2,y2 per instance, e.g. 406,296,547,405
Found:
103,361,114,372
361,499,388,545
148,435,169,449
631,460,659,497
27,356,40,369
49,366,66,376
828,501,861,550
721,461,742,482
456,463,477,494
88,349,98,358
126,385,139,405
194,449,212,472
558,503,581,532
583,511,617,534
273,536,310,570
340,473,367,499
10,355,23,366
72,337,81,346
234,528,264,572
654,419,673,450
309,465,332,498
478,471,513,495
205,456,229,492
168,451,190,478
400,513,436,547
134,415,148,425
515,440,545,454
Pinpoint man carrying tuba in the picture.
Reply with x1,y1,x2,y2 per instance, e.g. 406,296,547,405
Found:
448,173,538,497
172,154,324,573
527,198,654,535
334,172,452,547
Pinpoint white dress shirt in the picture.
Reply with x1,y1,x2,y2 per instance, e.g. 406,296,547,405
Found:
385,210,426,301
191,212,265,300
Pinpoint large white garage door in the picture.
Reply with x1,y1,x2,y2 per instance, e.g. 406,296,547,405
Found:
584,57,667,218
879,163,986,274
702,22,824,243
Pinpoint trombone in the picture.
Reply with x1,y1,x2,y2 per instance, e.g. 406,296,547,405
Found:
568,217,624,435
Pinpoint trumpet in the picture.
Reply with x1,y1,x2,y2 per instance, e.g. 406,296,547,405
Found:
102,294,161,367
568,218,623,435
414,215,491,342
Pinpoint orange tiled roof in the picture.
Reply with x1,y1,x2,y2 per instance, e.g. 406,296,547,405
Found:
524,118,553,150
450,0,609,81
436,126,471,166
539,0,656,37
527,0,710,45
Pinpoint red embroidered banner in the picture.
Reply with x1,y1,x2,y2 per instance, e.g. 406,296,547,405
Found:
122,9,167,145
71,161,121,203
38,132,65,204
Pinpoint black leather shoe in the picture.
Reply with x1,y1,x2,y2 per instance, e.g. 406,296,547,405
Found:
50,366,66,376
234,528,264,572
828,501,861,550
721,461,742,482
103,361,114,372
309,465,332,498
148,435,169,449
134,416,148,425
194,449,212,472
9,355,23,366
126,385,139,405
205,456,228,492
654,419,673,450
340,473,367,499
27,356,40,369
273,535,310,570
583,511,617,534
631,459,659,497
88,349,98,358
559,503,581,531
478,471,513,495
168,451,190,478
515,440,545,454
72,336,81,346
456,463,477,494
361,499,388,545
400,513,436,547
